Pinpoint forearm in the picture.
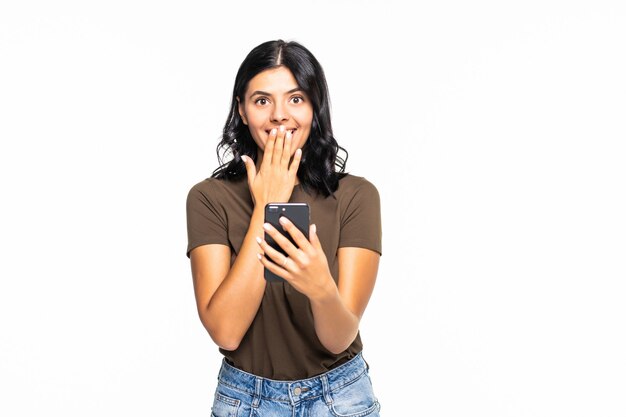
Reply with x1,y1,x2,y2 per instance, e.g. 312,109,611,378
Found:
310,284,360,354
203,206,267,350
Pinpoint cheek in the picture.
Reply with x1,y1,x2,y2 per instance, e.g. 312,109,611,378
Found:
245,112,265,129
243,113,267,143
251,133,266,149
295,109,314,131
242,104,266,125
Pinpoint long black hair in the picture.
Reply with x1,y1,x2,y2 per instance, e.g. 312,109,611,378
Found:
210,39,348,198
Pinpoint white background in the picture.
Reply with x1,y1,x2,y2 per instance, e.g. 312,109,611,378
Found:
1,1,625,416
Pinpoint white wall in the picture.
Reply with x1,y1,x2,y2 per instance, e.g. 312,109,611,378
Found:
1,1,624,416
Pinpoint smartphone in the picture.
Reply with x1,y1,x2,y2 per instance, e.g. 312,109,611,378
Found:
264,203,310,283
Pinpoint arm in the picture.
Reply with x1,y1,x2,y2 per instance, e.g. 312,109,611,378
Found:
309,247,380,354
190,205,267,351
189,125,301,350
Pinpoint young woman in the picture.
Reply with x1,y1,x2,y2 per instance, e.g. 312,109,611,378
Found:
186,39,383,417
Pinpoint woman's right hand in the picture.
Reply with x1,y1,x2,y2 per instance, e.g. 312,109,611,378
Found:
241,125,302,207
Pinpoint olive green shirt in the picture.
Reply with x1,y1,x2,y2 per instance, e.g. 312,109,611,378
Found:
185,173,382,380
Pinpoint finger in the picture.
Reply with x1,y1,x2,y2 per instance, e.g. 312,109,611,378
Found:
288,148,302,178
272,125,286,166
281,130,292,169
257,253,291,281
308,224,323,250
278,216,312,253
256,236,295,269
241,155,256,184
261,128,277,170
262,222,304,260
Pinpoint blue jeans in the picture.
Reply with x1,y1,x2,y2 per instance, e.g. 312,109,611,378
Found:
211,352,381,417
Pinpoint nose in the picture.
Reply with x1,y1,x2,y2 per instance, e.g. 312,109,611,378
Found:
270,101,289,123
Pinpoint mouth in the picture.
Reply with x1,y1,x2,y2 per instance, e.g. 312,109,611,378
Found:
265,128,297,136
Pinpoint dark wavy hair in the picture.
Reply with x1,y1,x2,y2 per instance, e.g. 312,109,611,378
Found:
210,39,348,198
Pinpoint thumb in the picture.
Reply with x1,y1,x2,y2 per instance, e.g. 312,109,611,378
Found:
241,155,256,184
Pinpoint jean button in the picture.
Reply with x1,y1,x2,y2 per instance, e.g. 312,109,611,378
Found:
293,387,302,395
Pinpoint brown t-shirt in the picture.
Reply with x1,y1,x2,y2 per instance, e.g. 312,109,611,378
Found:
185,173,382,380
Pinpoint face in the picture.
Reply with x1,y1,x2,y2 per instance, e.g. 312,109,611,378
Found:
237,66,313,157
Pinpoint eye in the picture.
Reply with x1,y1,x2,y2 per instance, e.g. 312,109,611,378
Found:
254,97,269,105
291,96,305,104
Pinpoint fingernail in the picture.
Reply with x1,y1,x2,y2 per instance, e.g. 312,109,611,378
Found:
241,155,248,163
271,128,277,135
257,253,262,260
286,131,292,139
255,236,262,244
296,149,302,156
312,224,316,233
263,223,272,230
279,125,285,132
279,217,287,225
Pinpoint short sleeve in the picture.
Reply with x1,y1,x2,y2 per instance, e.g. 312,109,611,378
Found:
338,179,382,256
185,180,229,258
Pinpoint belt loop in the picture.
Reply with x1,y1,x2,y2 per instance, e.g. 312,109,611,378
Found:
217,358,225,381
252,377,263,408
320,374,333,406
359,351,369,371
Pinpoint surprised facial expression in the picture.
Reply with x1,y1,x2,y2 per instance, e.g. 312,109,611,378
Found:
237,66,313,156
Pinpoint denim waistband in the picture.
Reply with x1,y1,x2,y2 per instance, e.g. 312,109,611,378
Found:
217,352,370,403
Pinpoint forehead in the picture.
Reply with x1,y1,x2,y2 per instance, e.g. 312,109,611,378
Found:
245,66,299,95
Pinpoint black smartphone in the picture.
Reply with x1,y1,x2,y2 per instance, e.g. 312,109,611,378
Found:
264,203,310,283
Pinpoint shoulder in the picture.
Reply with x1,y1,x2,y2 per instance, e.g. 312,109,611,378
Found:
187,176,246,200
187,177,223,196
336,173,380,199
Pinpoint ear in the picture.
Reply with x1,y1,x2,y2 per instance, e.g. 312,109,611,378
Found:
236,96,248,125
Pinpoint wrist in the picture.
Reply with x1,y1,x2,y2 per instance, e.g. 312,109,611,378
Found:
310,279,339,305
253,203,266,215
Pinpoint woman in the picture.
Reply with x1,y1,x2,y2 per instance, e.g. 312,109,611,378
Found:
186,39,383,416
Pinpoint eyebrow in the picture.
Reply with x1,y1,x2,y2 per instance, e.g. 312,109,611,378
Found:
249,87,303,98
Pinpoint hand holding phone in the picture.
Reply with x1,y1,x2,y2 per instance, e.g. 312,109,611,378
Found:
263,203,310,282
